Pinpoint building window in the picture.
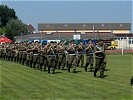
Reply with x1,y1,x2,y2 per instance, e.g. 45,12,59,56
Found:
128,40,133,44
83,24,86,27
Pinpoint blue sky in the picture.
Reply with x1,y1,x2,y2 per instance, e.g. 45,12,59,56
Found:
1,0,133,32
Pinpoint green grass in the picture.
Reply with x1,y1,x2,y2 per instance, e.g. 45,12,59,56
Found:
0,55,133,100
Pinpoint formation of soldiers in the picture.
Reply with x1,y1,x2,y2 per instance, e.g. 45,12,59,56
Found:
0,40,107,78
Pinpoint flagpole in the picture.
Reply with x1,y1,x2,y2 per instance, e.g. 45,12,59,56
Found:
93,25,95,39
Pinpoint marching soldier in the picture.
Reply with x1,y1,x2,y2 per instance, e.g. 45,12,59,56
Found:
32,41,39,69
18,43,23,64
56,41,66,70
85,41,95,72
103,43,107,71
94,40,106,78
76,42,84,67
21,43,27,65
6,44,11,61
10,45,15,61
67,41,77,73
39,44,48,71
26,43,32,66
47,42,56,74
53,42,58,70
14,44,19,62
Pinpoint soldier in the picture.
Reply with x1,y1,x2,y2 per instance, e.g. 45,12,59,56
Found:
53,42,58,69
25,43,31,66
18,43,23,64
47,42,56,74
94,40,106,78
56,41,66,70
67,41,77,73
0,45,3,59
103,43,107,71
76,42,84,67
39,44,48,71
6,44,11,61
32,41,39,69
21,43,27,65
2,44,7,60
85,41,95,72
10,45,15,61
14,45,19,62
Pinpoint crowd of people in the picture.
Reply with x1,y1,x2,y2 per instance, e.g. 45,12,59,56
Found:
0,40,107,78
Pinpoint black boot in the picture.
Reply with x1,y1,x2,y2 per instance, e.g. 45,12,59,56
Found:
89,68,93,72
94,71,97,77
68,65,71,72
73,68,76,73
33,62,36,69
85,67,87,72
85,63,89,72
48,66,50,73
52,69,55,74
99,75,104,78
58,62,61,70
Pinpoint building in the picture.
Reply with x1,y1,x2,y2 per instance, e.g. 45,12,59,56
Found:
38,23,131,34
27,24,36,33
15,23,132,48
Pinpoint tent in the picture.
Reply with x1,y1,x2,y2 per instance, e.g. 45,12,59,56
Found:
0,36,12,43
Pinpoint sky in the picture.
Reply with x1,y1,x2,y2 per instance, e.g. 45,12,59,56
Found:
1,0,133,32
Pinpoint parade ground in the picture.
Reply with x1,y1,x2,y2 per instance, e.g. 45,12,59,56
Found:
0,54,133,100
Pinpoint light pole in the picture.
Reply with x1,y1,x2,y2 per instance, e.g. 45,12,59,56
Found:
41,30,43,45
93,25,96,40
21,32,22,42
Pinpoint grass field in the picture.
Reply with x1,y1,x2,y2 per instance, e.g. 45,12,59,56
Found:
0,55,133,100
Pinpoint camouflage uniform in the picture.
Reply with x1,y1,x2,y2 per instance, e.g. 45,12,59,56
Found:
6,46,11,60
14,47,19,62
85,42,95,72
94,41,106,78
0,46,2,59
67,42,77,72
10,46,15,61
76,43,84,67
22,45,27,65
47,45,56,74
56,44,65,70
32,46,39,69
18,44,23,64
103,44,107,71
25,44,31,66
39,46,48,71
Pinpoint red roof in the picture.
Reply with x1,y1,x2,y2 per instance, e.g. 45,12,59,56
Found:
27,24,35,33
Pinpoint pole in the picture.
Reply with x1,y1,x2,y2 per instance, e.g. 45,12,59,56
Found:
93,25,95,40
41,31,43,45
21,33,22,42
122,39,123,55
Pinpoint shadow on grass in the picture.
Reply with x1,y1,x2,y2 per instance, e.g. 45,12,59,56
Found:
54,71,62,74
104,69,110,71
73,70,82,73
97,75,108,78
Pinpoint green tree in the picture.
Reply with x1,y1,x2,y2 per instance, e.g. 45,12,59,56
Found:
0,5,18,27
0,27,5,35
5,19,28,40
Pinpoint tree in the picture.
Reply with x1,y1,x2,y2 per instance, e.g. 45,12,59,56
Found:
0,27,5,35
0,5,18,27
5,19,28,40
